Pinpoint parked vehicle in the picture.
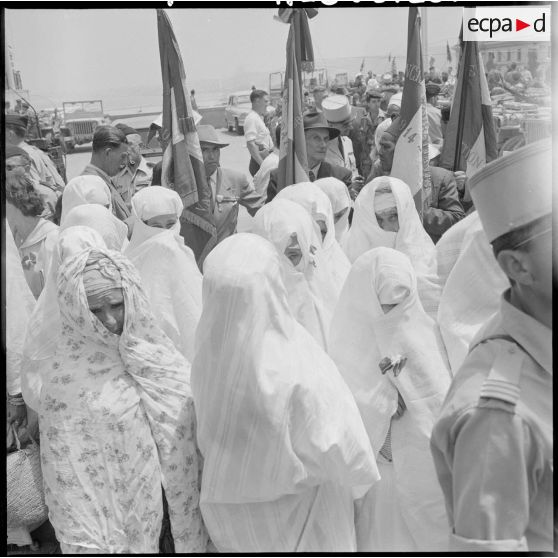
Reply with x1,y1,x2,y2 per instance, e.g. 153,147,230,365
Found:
112,114,163,164
224,91,252,135
63,100,104,146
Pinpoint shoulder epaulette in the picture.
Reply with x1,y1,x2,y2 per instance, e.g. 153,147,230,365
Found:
472,335,524,407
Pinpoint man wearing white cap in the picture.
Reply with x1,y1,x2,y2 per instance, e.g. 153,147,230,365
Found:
322,94,358,178
431,140,553,552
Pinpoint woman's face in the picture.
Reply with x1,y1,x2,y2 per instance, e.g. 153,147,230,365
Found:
284,234,303,267
87,287,125,335
375,207,399,232
144,213,178,229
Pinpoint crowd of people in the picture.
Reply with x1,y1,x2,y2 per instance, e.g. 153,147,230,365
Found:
5,56,552,555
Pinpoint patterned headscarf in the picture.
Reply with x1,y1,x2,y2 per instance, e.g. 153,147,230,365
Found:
51,247,207,551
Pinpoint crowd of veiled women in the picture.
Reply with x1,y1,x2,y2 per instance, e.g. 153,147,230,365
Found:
5,134,551,553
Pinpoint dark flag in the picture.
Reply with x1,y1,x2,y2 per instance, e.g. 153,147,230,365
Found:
440,27,497,174
157,9,217,267
446,41,452,64
360,57,366,73
275,8,318,192
390,7,431,220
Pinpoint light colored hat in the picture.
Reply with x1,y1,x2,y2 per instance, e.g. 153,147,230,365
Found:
197,125,229,148
322,94,353,124
469,139,551,242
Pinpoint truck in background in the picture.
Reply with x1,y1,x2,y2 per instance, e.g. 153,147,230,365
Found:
63,100,104,147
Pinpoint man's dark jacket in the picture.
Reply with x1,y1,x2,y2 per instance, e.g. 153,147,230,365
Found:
266,161,352,203
426,166,465,243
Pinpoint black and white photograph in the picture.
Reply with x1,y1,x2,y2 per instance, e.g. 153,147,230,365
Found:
4,2,553,555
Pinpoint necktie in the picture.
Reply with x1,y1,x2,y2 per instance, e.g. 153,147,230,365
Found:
309,170,316,182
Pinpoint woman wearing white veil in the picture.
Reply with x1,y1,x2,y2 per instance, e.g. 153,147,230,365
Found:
192,233,379,552
329,247,450,551
275,181,351,298
124,186,202,361
252,199,332,349
342,176,441,318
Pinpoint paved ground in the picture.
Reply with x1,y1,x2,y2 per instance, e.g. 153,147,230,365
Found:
65,127,254,231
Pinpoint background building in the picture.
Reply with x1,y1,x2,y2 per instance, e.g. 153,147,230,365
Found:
479,41,550,75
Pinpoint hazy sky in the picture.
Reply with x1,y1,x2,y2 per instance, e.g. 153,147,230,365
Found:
5,6,463,106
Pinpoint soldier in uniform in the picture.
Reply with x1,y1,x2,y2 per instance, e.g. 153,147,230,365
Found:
430,139,552,552
322,94,358,178
355,88,384,179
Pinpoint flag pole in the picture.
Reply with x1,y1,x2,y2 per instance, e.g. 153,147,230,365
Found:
421,6,428,70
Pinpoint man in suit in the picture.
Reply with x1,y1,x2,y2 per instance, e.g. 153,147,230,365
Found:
198,125,264,243
266,112,361,203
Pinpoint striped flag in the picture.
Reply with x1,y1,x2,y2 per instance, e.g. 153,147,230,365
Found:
390,6,431,220
440,25,497,174
275,8,318,192
157,9,216,266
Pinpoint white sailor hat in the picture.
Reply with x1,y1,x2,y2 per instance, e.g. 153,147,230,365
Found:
322,94,353,124
468,139,551,242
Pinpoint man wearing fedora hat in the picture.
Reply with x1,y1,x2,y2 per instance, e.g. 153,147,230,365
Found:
321,94,358,178
266,112,357,203
113,123,153,210
198,125,264,242
431,140,552,552
5,114,65,190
